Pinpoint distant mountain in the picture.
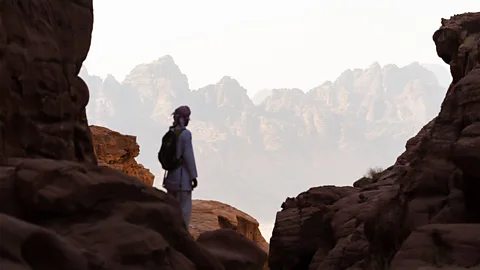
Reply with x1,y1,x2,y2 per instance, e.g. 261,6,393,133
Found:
81,56,449,224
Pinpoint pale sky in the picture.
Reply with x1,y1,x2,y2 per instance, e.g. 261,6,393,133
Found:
84,0,477,93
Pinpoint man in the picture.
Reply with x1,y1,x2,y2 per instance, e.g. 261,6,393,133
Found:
160,105,198,230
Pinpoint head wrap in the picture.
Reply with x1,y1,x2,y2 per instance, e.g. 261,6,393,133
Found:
172,105,191,127
173,105,191,118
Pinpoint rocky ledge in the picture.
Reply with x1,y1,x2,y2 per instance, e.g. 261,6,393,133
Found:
269,12,480,270
90,125,155,186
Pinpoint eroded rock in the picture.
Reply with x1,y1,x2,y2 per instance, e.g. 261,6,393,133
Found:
191,200,269,252
390,224,480,269
90,125,155,186
0,158,224,270
269,12,480,270
0,1,258,269
0,0,96,164
198,229,268,270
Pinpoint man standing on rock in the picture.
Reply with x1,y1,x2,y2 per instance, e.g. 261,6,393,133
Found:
159,105,198,230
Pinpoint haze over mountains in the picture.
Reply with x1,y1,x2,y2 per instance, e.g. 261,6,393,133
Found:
81,55,450,229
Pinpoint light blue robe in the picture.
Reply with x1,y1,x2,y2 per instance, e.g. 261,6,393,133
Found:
163,126,198,191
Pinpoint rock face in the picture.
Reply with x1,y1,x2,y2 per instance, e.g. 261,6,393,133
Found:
0,1,264,270
269,12,480,270
0,158,224,270
197,229,268,270
90,125,155,186
191,200,269,252
0,0,96,164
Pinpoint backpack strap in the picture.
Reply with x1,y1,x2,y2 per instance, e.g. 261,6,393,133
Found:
173,128,185,160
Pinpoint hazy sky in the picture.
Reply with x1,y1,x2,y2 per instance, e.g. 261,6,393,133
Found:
84,0,476,93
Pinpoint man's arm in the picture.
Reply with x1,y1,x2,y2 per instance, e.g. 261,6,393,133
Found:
181,130,198,179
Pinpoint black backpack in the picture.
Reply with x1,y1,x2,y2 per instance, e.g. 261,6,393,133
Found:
158,129,184,170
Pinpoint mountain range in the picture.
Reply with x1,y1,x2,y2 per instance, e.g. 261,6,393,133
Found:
81,56,450,225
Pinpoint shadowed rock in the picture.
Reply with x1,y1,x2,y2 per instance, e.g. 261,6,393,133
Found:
0,0,96,163
0,1,258,269
269,12,480,270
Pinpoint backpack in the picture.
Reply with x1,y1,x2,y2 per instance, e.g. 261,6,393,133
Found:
158,129,184,170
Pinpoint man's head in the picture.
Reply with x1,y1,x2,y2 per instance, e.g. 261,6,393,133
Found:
172,105,191,127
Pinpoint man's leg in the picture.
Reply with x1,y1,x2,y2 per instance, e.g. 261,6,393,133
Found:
167,189,192,230
167,189,179,200
178,191,192,230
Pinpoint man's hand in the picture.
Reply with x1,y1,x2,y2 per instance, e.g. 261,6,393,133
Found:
192,178,198,189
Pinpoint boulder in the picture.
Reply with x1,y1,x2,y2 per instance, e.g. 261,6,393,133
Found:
198,229,268,270
191,200,269,252
0,158,223,269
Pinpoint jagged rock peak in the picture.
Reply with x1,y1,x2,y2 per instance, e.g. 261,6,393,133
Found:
216,76,247,92
368,61,381,70
125,54,187,80
271,88,305,96
152,54,176,65
104,74,119,84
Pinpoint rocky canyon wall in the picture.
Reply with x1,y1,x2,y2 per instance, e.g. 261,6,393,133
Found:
0,1,266,269
0,0,96,163
269,12,480,270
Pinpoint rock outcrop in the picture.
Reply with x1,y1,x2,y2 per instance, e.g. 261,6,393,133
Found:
0,1,264,270
197,229,268,270
0,158,224,269
191,200,269,252
90,125,155,186
0,0,96,164
191,200,269,269
269,12,480,270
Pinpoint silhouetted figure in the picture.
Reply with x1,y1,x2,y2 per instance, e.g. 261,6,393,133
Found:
158,105,198,229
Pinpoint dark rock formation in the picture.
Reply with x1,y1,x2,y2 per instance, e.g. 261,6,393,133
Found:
0,0,96,164
190,200,269,252
269,12,480,270
0,158,224,270
191,200,270,269
0,1,264,270
90,125,155,186
198,229,268,270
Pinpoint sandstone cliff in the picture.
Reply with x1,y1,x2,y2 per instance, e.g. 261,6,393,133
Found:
0,1,266,269
90,125,154,186
269,12,480,270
